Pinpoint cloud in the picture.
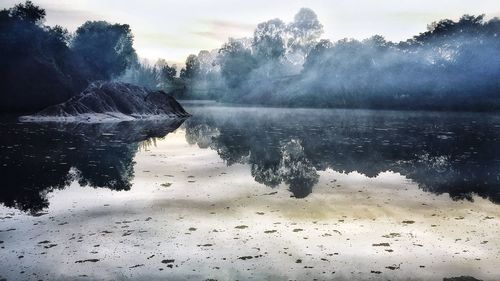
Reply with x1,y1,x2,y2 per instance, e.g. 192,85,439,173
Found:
192,19,255,41
44,8,104,30
202,19,256,31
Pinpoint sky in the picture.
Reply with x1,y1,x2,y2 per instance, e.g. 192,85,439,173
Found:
1,0,499,64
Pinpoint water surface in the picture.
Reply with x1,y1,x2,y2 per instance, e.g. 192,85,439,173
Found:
0,104,499,280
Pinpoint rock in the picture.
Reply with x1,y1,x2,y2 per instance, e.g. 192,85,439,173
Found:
20,82,190,122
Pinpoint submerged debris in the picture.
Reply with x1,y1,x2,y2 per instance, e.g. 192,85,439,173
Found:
443,277,483,281
75,259,100,263
372,243,391,247
382,233,401,238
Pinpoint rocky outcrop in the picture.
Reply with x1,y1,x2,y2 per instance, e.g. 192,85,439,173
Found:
20,82,190,122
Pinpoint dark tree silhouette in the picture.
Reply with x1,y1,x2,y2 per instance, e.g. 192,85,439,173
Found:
160,63,177,81
9,0,45,24
0,1,89,113
72,21,138,80
0,119,185,214
0,1,139,113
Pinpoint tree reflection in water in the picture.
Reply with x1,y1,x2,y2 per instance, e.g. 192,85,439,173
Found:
2,105,500,214
0,119,185,214
184,106,500,203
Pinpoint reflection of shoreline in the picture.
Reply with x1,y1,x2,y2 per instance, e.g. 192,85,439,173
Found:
2,133,497,281
0,119,186,214
184,105,500,203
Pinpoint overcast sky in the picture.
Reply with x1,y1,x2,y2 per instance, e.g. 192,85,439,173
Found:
2,0,499,63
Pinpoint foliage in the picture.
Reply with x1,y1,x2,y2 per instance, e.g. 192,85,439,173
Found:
0,1,138,113
218,39,257,89
253,18,286,60
72,21,138,80
119,59,181,93
9,0,45,24
181,10,500,111
0,1,86,112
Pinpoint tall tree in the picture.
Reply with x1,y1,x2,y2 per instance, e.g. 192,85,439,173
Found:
218,39,256,88
287,8,323,55
0,1,88,112
180,54,200,80
156,59,177,82
72,21,137,80
253,19,287,60
9,0,45,25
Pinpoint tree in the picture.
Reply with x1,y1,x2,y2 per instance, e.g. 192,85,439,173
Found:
72,21,137,80
287,8,323,55
217,38,257,88
9,0,45,25
156,59,177,82
197,50,218,78
412,14,486,46
180,54,200,79
303,39,333,71
362,35,389,49
48,25,70,45
252,19,286,60
0,1,90,112
119,61,159,90
46,25,71,55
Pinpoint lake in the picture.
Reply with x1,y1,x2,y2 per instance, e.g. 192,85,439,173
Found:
0,102,499,280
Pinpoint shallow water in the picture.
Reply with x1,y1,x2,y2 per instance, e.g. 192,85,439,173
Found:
0,103,499,280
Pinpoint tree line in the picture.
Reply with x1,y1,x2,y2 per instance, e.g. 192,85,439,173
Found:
1,2,499,112
176,9,500,111
0,1,138,112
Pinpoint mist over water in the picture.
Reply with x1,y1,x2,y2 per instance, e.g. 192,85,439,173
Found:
172,12,500,111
